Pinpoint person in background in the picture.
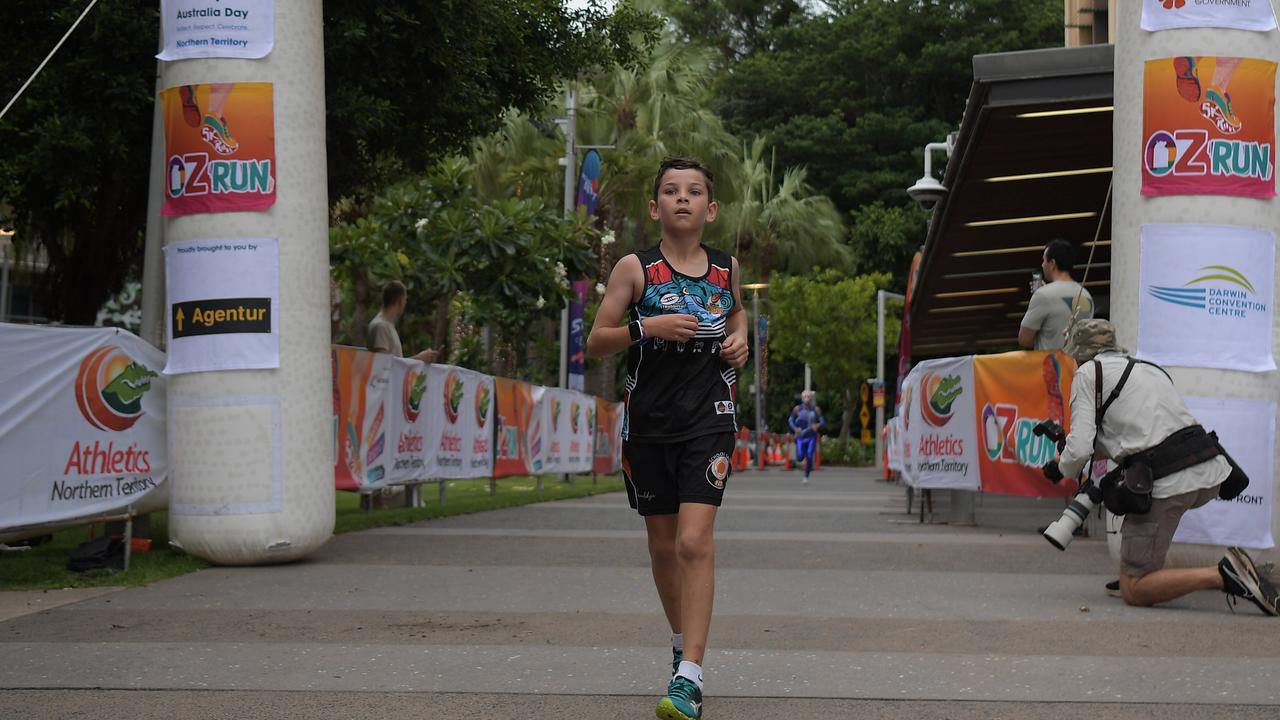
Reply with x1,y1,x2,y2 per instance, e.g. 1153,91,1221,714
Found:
1018,239,1094,351
788,390,824,484
367,280,439,363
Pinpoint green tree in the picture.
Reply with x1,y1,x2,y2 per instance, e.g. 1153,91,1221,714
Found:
767,269,898,442
329,157,597,377
0,0,658,324
716,0,1060,213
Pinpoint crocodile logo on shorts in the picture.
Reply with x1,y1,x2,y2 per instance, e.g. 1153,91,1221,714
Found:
706,452,731,490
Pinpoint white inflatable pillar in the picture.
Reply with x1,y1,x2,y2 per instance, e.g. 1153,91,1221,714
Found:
160,0,333,563
1112,1,1278,566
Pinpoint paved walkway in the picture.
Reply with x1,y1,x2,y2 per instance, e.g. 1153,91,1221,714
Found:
3,467,1276,718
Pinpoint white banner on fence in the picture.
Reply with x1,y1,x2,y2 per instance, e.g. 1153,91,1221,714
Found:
423,365,493,479
1141,0,1277,32
1138,224,1275,372
540,388,595,474
900,357,980,490
164,237,280,374
384,357,431,485
158,0,275,61
1173,396,1276,549
886,415,905,474
0,324,167,532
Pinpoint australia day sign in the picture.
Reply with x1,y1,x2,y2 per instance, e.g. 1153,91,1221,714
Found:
1139,224,1275,373
158,0,274,61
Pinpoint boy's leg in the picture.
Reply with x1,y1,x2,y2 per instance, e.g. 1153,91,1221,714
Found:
676,502,719,665
645,513,682,633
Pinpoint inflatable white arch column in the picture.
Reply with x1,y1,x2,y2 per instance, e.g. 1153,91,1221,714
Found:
160,0,333,563
1112,1,1278,567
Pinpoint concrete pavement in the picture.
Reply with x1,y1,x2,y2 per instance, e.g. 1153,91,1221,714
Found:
2,467,1277,718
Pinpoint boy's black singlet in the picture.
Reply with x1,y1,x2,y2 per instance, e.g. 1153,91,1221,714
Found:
624,243,738,442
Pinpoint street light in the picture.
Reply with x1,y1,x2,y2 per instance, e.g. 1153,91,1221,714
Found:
742,282,768,443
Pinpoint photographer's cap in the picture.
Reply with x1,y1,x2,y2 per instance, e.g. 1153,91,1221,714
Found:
1064,319,1122,364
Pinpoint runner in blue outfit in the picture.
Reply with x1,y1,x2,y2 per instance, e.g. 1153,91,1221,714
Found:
788,390,824,483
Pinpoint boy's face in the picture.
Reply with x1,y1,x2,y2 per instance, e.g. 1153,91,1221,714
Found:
649,168,717,230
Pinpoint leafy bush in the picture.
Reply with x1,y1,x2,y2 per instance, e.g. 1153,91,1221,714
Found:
819,437,873,467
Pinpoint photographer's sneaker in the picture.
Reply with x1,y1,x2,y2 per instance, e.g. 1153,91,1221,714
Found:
1105,579,1121,598
1220,547,1279,616
657,675,702,720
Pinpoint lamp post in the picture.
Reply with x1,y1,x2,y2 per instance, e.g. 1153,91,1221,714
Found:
874,289,905,469
742,283,768,443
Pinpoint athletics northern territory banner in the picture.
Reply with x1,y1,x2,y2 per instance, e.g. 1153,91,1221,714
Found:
423,365,494,479
540,388,595,474
899,356,979,490
0,325,167,532
1142,57,1276,198
972,351,1078,498
1141,0,1278,33
1138,224,1275,372
1174,396,1275,549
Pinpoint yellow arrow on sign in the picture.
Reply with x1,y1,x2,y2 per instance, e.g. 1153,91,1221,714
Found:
175,307,185,333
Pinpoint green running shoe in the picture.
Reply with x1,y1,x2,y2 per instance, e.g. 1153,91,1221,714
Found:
657,675,702,720
671,647,682,677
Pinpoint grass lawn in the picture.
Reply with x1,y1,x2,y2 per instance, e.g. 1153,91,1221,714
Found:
1,474,623,592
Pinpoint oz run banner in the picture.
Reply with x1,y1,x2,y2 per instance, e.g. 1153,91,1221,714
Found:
332,347,392,490
593,399,624,474
162,82,276,216
494,378,536,478
972,351,1078,498
424,365,494,479
0,325,167,532
1141,0,1278,32
163,237,279,374
899,357,979,490
1143,57,1276,198
1138,224,1275,372
158,0,275,61
541,388,595,474
1174,397,1275,549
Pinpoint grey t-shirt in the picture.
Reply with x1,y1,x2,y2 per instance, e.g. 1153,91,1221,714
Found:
1020,280,1093,350
367,312,403,357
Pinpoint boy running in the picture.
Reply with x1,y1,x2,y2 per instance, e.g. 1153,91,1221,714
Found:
586,157,749,720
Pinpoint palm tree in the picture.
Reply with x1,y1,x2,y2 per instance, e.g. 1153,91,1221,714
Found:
719,137,852,283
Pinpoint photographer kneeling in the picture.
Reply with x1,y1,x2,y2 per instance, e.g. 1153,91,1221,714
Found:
1050,320,1277,615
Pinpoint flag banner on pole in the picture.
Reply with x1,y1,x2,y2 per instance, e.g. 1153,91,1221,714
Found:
1142,57,1276,199
1141,0,1277,32
158,0,275,61
0,324,167,532
1174,397,1275,549
1138,224,1276,372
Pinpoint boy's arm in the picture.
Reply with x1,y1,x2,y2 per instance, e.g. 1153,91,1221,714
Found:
720,257,749,368
586,255,700,358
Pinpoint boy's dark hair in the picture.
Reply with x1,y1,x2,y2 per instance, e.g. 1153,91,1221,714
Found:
652,157,714,201
382,280,407,309
1044,238,1075,274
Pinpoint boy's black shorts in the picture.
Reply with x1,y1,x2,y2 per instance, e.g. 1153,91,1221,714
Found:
622,432,735,516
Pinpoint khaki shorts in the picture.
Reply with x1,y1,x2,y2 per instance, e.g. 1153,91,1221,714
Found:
1120,485,1219,578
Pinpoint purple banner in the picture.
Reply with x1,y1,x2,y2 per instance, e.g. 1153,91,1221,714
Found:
568,279,589,391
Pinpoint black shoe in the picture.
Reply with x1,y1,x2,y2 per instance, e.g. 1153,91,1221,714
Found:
1105,579,1121,598
1220,547,1279,616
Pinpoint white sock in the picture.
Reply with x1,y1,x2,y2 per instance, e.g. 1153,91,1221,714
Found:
675,660,703,690
671,632,684,652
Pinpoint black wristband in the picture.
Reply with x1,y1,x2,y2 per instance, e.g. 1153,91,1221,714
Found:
628,319,645,343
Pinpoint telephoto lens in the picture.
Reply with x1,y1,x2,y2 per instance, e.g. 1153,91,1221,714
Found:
1043,482,1097,550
